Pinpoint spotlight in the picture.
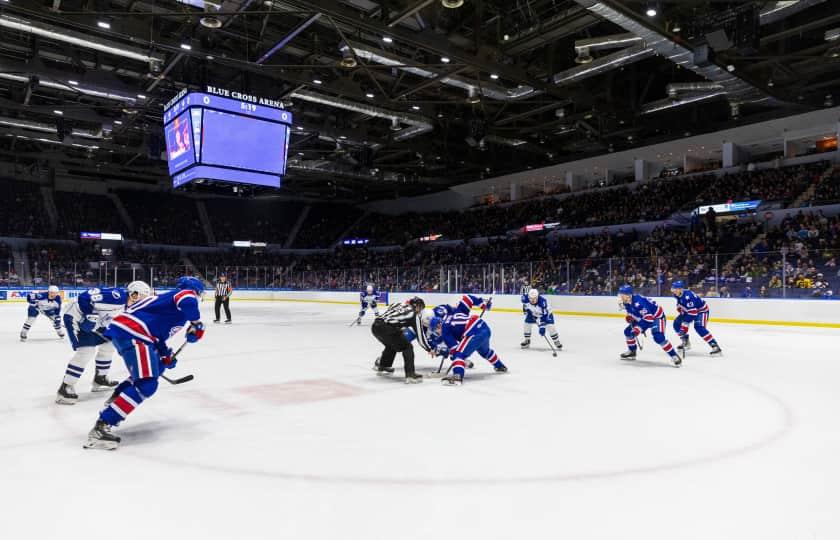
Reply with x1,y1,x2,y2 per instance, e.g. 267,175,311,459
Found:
200,16,222,29
441,0,464,8
180,43,192,51
390,118,401,131
97,21,111,29
672,22,681,33
68,80,79,85
365,93,375,98
441,56,450,63
825,94,834,107
312,79,323,85
53,110,63,115
411,105,420,110
726,64,735,72
503,34,510,41
382,36,393,43
646,8,657,17
490,73,499,80
466,88,480,104
137,94,147,99
339,45,358,68
767,78,774,87
575,47,593,64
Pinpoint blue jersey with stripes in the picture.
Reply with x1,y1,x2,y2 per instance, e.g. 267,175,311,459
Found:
622,294,664,326
105,289,201,346
674,289,708,318
26,291,61,314
431,313,487,349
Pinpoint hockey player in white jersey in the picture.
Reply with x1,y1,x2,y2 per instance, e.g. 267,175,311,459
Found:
56,281,151,404
353,284,381,325
20,285,65,341
521,288,562,350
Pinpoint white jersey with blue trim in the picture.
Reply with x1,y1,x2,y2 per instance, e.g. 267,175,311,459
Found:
360,289,379,304
27,291,61,313
521,294,551,319
65,287,128,332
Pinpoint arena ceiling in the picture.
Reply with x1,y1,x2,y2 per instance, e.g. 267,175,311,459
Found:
0,0,837,201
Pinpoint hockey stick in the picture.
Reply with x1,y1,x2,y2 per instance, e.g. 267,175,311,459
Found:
542,334,558,357
161,341,195,385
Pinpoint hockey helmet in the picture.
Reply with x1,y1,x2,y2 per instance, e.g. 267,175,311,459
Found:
407,296,425,311
176,276,205,294
127,280,152,298
527,288,539,303
366,284,374,294
670,280,686,290
618,284,634,296
48,285,59,294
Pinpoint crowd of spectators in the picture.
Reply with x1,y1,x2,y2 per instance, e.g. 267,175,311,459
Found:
0,242,20,285
346,161,830,246
204,198,301,245
53,191,125,239
0,179,50,238
292,204,365,248
118,190,207,246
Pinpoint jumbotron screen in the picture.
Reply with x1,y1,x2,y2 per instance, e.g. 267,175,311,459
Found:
163,91,293,188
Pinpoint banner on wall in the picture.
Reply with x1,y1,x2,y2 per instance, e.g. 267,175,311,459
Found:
0,291,5,300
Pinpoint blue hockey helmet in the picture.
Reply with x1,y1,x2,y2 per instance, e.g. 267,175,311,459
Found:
176,276,205,294
618,284,634,295
671,280,686,290
432,305,447,318
428,316,443,336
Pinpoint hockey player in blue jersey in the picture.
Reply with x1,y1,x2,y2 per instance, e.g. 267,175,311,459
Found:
670,280,722,356
618,284,681,367
521,288,562,350
354,284,380,325
82,276,206,450
427,312,507,386
56,281,152,405
20,285,65,341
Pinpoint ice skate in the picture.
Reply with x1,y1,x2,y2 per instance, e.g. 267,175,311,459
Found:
55,383,78,405
672,354,683,367
441,374,463,386
494,364,508,373
82,420,120,450
213,319,220,323
553,340,563,350
467,360,475,369
520,338,530,349
225,319,232,324
620,350,637,361
19,331,27,342
710,345,723,356
404,372,423,384
373,357,394,376
677,337,691,352
91,373,119,392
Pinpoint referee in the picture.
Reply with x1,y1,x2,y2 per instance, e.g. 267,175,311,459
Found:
213,274,233,324
371,297,429,383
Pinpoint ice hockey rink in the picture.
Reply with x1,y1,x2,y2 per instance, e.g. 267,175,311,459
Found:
1,300,838,540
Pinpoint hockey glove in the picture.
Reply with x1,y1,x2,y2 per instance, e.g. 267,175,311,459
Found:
159,345,176,370
625,315,635,324
80,314,99,333
186,321,205,343
538,326,546,337
481,299,492,312
435,342,450,357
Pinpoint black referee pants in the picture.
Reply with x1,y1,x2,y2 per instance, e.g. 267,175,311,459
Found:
371,319,416,376
214,296,231,321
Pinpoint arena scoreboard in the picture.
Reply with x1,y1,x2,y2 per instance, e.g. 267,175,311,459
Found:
163,87,293,189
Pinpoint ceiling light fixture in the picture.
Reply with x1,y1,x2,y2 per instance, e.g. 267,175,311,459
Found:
113,120,123,125
312,79,323,85
180,43,192,50
339,45,358,68
136,94,146,99
490,73,499,80
441,56,450,63
68,80,79,85
441,0,464,8
575,47,593,64
672,22,681,32
466,87,480,104
200,15,222,29
503,34,510,41
382,36,393,43
411,105,420,110
97,21,111,29
53,110,63,115
365,93,375,98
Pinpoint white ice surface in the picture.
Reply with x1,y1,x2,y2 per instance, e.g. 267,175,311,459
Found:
1,301,838,540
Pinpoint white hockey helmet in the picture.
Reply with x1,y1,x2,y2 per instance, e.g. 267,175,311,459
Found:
48,285,59,294
366,284,374,294
527,288,539,300
127,280,152,298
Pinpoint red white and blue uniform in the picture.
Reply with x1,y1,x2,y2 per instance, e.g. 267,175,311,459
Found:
622,294,678,359
98,288,202,426
430,313,505,377
673,289,719,347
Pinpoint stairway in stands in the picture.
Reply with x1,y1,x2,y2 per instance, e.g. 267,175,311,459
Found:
195,201,216,245
283,205,311,248
12,248,32,286
107,192,135,233
39,187,59,235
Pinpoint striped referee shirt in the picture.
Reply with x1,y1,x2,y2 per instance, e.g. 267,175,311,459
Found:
378,302,431,352
215,281,232,298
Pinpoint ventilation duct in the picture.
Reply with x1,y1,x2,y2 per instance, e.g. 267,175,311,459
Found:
289,88,433,142
759,0,827,26
666,82,725,99
554,45,655,84
341,42,538,101
641,92,728,115
574,32,643,62
573,0,772,113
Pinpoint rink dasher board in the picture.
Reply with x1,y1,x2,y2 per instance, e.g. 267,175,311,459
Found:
2,288,837,329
